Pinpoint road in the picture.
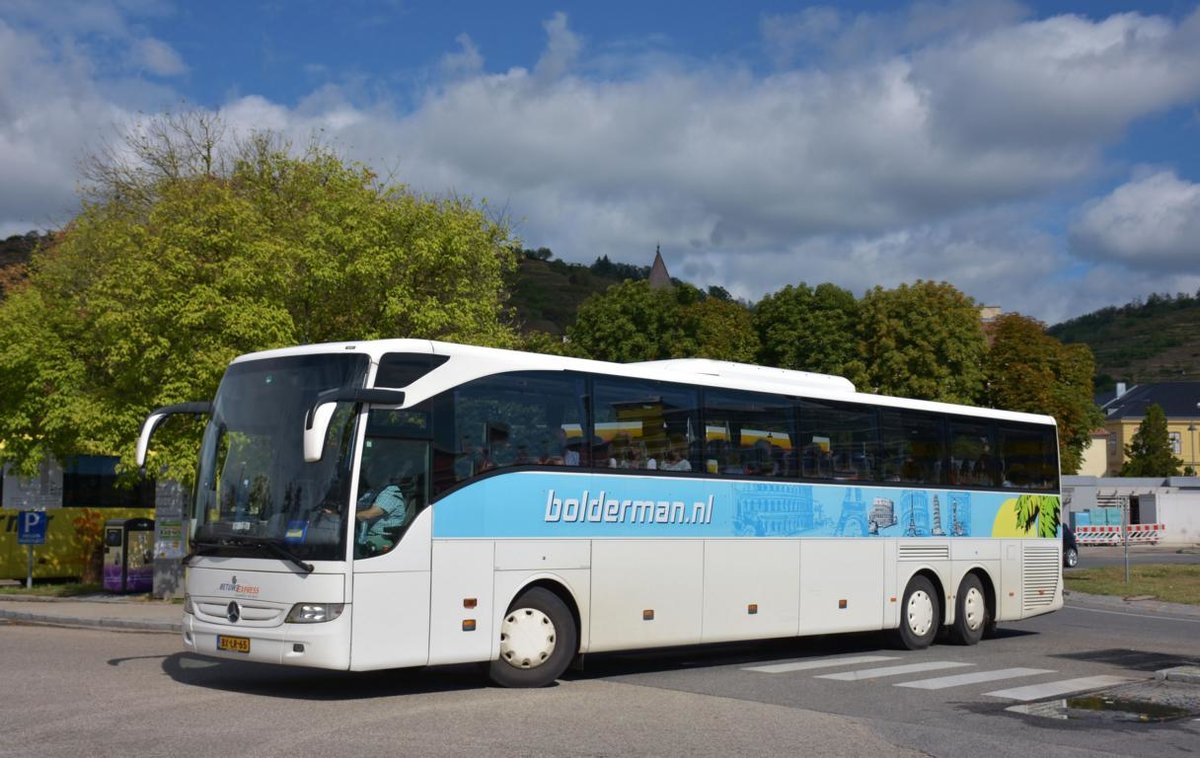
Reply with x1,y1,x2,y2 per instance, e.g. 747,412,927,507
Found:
2,593,1198,758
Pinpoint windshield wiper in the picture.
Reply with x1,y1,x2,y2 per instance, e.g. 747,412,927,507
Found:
182,539,223,566
252,539,315,574
184,537,314,574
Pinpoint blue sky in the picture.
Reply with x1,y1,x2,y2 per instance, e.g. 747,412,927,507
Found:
2,0,1199,324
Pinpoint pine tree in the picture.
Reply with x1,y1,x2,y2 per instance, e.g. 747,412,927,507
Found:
1120,403,1183,477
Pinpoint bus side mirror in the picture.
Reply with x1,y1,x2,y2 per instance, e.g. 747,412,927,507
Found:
137,402,213,473
303,388,406,463
303,401,340,463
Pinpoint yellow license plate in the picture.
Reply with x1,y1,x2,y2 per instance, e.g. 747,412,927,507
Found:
217,635,251,654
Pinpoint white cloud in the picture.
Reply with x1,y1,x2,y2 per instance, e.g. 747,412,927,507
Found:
534,11,582,83
914,11,1200,150
762,1,1030,66
440,33,484,80
1069,170,1200,271
130,37,187,77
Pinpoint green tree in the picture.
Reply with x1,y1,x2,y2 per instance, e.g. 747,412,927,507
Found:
847,281,987,404
1120,403,1183,477
681,295,759,363
566,280,683,362
566,281,757,363
752,282,857,376
983,313,1104,474
0,114,517,479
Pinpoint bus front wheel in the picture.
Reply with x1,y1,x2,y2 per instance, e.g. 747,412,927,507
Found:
488,587,577,688
895,575,939,650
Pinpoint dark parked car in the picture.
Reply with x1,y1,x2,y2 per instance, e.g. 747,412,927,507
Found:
1062,523,1079,568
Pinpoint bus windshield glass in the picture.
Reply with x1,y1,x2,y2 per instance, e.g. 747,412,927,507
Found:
192,354,369,562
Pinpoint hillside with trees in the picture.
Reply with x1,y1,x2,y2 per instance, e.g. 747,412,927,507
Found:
0,231,48,297
1047,292,1200,389
508,250,647,334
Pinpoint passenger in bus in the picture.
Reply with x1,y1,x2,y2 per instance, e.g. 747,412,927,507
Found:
620,444,645,469
660,447,692,471
721,448,743,475
751,439,778,476
480,438,513,470
562,436,581,466
608,433,633,468
541,428,580,466
513,442,536,465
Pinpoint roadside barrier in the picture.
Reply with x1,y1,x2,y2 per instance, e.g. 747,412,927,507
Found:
1074,523,1163,546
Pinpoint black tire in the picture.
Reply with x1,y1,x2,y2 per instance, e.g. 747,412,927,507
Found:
895,575,940,650
1064,546,1079,568
949,574,988,646
488,587,577,688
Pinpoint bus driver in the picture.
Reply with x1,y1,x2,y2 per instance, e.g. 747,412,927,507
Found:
355,445,412,555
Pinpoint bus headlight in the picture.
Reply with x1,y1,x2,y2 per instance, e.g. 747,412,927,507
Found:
183,594,194,615
286,603,345,623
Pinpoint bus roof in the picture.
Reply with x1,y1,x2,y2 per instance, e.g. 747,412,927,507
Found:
232,338,1058,427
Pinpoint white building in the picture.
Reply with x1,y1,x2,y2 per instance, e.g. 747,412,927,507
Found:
1062,475,1200,546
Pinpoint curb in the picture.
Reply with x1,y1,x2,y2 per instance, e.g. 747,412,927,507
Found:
0,596,182,633
0,606,182,633
1157,666,1200,684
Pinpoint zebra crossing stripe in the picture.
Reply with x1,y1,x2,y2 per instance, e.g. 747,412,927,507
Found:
895,667,1055,690
743,655,899,674
984,675,1136,701
817,661,973,681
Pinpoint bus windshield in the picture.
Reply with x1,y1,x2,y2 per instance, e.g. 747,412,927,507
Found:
191,354,369,563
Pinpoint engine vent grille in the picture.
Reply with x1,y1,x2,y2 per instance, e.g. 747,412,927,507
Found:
898,544,950,561
1022,544,1061,611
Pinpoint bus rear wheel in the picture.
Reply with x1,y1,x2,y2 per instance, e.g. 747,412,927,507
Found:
895,575,939,650
949,574,988,646
488,587,577,688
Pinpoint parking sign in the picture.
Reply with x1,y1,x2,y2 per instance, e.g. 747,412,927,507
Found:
17,511,48,545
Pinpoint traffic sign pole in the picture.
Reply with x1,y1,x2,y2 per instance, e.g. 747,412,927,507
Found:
26,544,33,589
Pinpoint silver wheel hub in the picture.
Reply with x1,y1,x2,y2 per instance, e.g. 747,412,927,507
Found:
962,587,985,631
906,590,934,637
499,607,556,669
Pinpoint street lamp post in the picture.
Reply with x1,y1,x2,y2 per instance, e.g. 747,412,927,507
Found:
1193,402,1200,474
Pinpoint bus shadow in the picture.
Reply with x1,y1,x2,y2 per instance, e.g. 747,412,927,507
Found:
161,653,486,699
162,627,1039,697
565,627,1038,681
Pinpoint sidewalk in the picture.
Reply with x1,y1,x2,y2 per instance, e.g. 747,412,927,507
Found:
0,593,182,633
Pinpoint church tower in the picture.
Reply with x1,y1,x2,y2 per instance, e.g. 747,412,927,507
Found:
648,244,672,290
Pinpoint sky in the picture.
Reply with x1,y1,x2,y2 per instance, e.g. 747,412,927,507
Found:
2,0,1199,325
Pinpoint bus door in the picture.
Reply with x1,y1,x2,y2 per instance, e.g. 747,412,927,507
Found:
349,408,434,670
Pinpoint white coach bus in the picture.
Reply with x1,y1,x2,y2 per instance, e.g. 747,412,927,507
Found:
137,340,1063,687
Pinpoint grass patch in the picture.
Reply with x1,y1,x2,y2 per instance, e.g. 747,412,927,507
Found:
1065,564,1200,606
0,581,104,597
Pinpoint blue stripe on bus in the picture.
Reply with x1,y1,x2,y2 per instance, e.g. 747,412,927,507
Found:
430,471,1059,539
